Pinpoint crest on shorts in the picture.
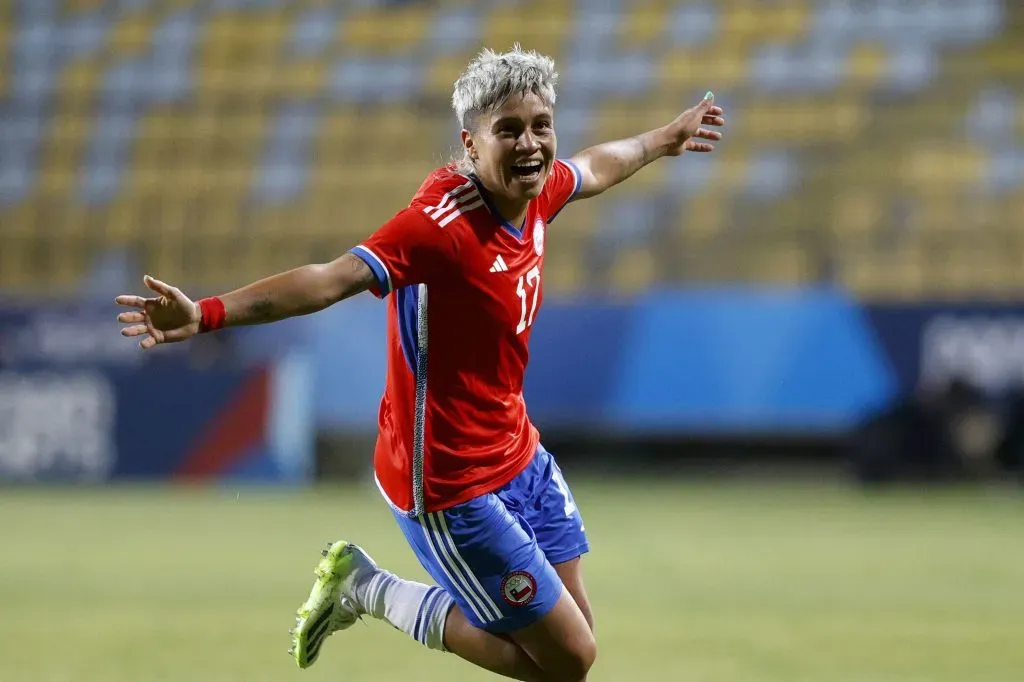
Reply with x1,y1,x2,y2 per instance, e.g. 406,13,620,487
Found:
500,571,537,607
533,219,545,256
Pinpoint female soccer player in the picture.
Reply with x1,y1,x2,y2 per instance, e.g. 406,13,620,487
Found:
115,46,724,681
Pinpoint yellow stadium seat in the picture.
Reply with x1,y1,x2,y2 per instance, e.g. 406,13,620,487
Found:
108,9,156,56
197,11,292,99
0,6,8,98
721,0,808,44
900,147,987,189
846,43,886,88
0,238,27,290
831,191,884,241
64,0,105,13
481,0,571,61
101,198,144,243
609,246,657,295
59,58,102,102
544,252,586,294
426,53,474,97
768,99,866,144
275,59,329,99
739,244,814,286
764,1,810,42
842,248,925,300
659,47,748,91
618,0,670,51
343,5,430,53
675,193,729,243
980,43,1024,78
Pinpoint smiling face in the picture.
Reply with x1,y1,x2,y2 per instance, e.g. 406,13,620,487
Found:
461,91,557,218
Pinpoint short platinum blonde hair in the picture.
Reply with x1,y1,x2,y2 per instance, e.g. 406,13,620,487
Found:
451,44,558,173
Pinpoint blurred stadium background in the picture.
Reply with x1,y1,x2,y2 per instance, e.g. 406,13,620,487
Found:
2,1,1023,681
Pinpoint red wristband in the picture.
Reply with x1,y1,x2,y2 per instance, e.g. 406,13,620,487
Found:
198,297,226,333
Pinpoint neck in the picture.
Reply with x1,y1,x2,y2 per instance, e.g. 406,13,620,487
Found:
493,195,530,228
473,173,529,228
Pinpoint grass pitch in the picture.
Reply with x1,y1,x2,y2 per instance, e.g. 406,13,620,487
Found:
1,478,1022,682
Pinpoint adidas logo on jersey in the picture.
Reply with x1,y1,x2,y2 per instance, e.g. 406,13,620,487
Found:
489,255,509,273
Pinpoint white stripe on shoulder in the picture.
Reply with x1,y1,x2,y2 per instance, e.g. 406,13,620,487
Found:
437,194,485,227
422,180,475,218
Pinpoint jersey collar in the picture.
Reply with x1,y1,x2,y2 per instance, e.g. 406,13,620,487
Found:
467,174,528,241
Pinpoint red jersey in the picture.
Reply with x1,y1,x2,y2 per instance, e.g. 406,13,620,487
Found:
349,159,582,515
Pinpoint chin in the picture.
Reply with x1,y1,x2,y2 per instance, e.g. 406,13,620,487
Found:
522,183,544,198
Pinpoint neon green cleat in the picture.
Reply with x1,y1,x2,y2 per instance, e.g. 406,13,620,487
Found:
288,541,378,669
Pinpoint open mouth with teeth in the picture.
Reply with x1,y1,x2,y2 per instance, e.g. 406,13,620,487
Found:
511,160,544,182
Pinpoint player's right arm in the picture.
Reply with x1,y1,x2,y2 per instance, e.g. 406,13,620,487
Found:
116,205,453,350
115,253,375,350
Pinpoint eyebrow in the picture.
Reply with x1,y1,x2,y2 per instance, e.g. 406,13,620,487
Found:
492,113,551,128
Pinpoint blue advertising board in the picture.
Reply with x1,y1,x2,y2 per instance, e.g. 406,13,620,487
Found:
6,291,1024,448
0,302,313,483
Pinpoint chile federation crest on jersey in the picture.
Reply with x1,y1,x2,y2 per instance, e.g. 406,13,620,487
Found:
501,571,538,607
533,219,545,256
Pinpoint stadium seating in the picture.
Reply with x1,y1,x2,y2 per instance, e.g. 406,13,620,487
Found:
1,0,1023,298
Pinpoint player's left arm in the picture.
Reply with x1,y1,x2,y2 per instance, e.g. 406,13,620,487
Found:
569,91,724,200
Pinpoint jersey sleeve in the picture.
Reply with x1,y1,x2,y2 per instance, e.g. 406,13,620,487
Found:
349,208,455,298
543,158,583,223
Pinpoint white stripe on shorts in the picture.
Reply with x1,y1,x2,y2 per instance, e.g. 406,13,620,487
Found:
422,512,502,623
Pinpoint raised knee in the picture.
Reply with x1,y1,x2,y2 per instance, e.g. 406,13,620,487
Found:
545,634,596,682
575,634,597,678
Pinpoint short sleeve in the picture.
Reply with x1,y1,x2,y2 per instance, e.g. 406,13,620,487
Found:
544,158,583,223
349,208,455,298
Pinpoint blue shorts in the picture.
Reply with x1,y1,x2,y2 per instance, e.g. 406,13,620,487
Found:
392,444,589,633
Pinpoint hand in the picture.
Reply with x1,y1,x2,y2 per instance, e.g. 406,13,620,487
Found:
116,275,201,349
664,91,725,156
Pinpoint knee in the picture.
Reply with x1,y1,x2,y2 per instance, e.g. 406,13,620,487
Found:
544,632,596,682
574,633,597,679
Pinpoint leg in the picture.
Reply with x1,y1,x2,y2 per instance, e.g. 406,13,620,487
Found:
395,486,594,682
505,445,596,679
291,446,596,681
443,604,547,681
508,587,596,681
554,557,594,632
289,540,546,679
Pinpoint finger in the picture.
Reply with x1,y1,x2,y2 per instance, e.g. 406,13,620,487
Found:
162,327,194,342
144,274,176,297
121,324,149,337
695,128,722,141
707,105,723,116
702,115,726,126
143,316,169,347
140,335,158,350
115,295,149,308
685,141,715,152
701,90,714,108
118,311,146,324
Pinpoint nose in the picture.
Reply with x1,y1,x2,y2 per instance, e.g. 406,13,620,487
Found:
517,130,540,153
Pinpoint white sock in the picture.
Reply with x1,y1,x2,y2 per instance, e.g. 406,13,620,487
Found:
354,570,454,652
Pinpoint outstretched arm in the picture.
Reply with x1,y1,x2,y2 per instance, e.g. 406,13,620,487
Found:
206,252,375,326
116,252,375,349
570,91,725,200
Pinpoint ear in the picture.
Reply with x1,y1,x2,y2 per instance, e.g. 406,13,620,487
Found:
461,129,477,160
